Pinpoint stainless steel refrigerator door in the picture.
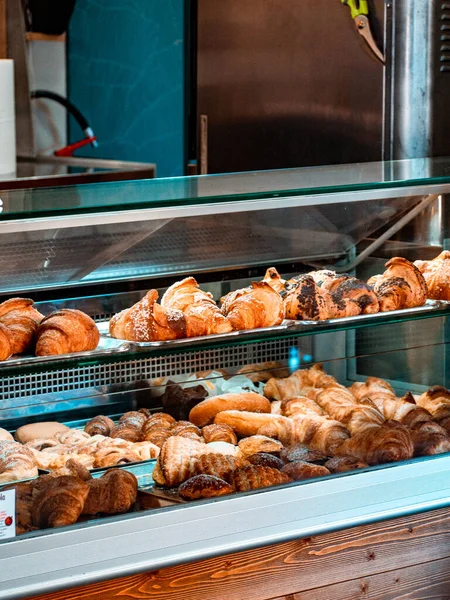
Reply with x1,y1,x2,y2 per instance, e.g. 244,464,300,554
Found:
195,0,385,173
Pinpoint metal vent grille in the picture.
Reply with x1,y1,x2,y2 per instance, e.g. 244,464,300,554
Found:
0,337,304,401
441,2,450,72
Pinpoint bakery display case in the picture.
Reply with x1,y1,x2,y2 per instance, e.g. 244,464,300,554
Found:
3,158,450,599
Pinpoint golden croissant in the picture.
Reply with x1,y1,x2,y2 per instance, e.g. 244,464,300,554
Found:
416,386,450,422
368,257,427,311
262,267,287,293
32,474,90,528
161,277,232,336
335,421,414,465
221,281,284,330
264,364,340,401
315,387,384,434
109,289,186,341
0,298,44,356
414,251,450,301
350,377,433,429
0,323,12,361
35,309,100,356
83,469,138,515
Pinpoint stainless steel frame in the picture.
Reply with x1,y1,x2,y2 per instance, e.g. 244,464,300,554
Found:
4,182,450,235
3,454,450,599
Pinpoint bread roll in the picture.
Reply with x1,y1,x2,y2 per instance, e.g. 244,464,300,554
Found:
189,393,271,427
15,422,70,444
214,410,286,438
238,435,283,456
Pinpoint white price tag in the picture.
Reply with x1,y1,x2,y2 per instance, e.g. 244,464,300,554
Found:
0,489,16,539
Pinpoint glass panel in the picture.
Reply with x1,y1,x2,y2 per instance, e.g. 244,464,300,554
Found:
2,156,450,219
0,196,417,292
2,329,450,544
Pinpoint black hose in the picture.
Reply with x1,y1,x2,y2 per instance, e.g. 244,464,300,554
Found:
30,90,90,131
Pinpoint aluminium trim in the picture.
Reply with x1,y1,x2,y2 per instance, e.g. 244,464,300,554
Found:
2,182,450,234
2,453,450,599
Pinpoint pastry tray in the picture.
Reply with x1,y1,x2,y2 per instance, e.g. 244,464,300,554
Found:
0,300,447,372
97,299,449,350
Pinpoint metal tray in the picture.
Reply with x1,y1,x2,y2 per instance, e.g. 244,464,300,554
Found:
0,300,447,373
0,335,130,372
98,299,448,350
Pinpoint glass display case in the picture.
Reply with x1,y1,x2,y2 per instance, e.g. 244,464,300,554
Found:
2,159,450,599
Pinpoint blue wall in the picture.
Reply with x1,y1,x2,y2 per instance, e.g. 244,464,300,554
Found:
68,0,184,177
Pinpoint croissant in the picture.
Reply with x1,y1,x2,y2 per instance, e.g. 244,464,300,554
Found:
31,475,89,529
335,421,414,465
350,378,433,429
161,277,232,337
0,323,12,361
109,290,186,342
409,421,450,456
416,386,450,422
262,267,287,293
84,415,115,437
0,298,44,355
110,411,147,442
221,281,284,330
35,309,100,356
264,364,339,401
280,396,350,454
324,455,369,473
367,257,427,311
83,469,138,515
308,271,379,315
315,387,384,434
414,251,450,300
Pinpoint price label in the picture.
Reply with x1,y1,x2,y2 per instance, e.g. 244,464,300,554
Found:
0,489,16,539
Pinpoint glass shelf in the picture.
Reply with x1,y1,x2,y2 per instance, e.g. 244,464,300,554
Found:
1,303,449,379
2,156,450,221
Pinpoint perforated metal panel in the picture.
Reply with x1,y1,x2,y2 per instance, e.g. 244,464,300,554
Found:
1,337,304,402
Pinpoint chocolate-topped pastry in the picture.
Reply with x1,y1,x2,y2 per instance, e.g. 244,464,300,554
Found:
161,381,208,421
324,455,369,474
280,443,329,465
246,452,284,470
178,474,233,500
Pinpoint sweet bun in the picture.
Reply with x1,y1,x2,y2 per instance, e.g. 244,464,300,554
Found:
280,444,329,465
238,435,283,457
0,428,13,442
246,453,284,470
230,464,291,492
280,461,330,481
15,422,70,444
178,474,233,500
189,393,271,427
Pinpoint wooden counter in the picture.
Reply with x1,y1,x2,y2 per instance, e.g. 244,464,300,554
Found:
29,506,450,600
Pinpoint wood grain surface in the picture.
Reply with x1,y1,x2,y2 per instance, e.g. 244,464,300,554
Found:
28,507,450,600
0,0,6,58
270,556,450,599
